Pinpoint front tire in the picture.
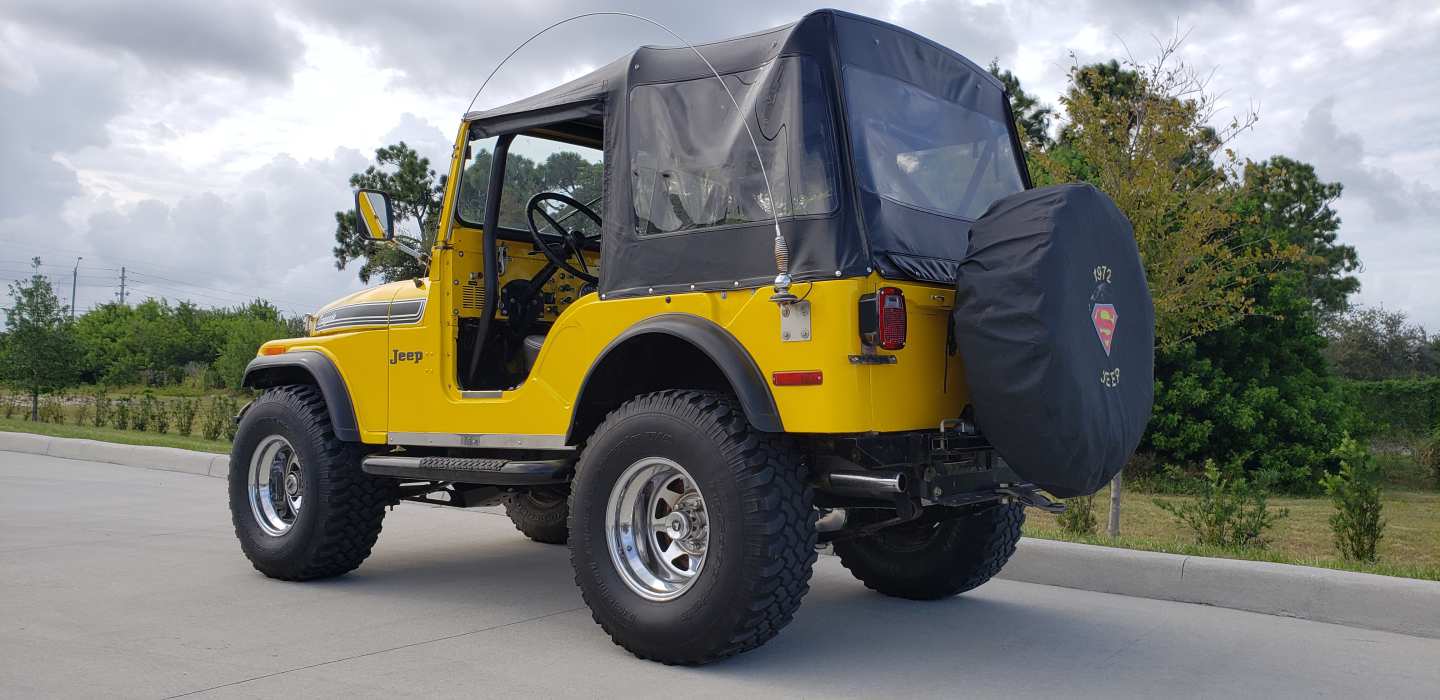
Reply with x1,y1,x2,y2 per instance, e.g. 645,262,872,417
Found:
834,503,1025,600
568,391,816,665
228,385,395,581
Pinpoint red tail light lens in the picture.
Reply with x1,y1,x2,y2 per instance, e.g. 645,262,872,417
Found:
876,287,907,350
860,287,907,351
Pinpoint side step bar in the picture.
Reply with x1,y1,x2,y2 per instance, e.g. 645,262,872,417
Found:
362,455,572,486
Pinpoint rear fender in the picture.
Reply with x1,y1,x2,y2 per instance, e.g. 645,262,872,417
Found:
567,314,781,444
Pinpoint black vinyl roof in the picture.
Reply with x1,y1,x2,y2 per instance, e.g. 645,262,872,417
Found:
463,9,1007,134
463,10,1023,297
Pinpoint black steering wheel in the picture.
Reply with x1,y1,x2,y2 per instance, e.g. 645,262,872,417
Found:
525,192,601,285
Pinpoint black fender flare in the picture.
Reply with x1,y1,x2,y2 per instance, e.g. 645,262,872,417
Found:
568,314,782,442
241,351,361,443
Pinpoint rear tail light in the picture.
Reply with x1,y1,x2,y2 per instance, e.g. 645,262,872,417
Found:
859,287,907,350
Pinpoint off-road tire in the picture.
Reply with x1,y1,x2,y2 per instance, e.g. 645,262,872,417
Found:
502,488,569,544
568,390,816,665
228,385,395,581
834,503,1025,600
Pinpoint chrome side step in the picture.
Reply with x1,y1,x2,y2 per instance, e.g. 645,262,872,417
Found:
362,455,572,485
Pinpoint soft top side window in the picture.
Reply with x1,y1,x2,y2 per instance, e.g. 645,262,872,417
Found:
629,56,839,237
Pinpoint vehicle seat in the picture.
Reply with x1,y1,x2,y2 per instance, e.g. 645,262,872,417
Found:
522,334,545,372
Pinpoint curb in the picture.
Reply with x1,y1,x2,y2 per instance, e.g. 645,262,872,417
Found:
1,431,230,479
4,431,1438,639
998,537,1440,639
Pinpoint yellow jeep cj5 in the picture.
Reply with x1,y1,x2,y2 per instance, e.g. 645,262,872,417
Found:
230,10,1154,665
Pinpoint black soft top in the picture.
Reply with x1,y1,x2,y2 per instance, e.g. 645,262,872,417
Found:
467,9,1026,298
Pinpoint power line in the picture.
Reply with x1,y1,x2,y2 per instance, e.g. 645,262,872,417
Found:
123,280,309,317
124,270,320,310
0,241,346,298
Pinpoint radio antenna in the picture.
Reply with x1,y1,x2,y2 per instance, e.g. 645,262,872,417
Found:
465,11,796,303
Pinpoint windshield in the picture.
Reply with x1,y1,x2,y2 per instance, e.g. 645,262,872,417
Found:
843,66,1024,221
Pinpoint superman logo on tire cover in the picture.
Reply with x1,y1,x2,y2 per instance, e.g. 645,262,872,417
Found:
1092,303,1117,356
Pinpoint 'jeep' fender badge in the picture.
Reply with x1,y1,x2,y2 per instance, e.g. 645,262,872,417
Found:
1092,303,1118,356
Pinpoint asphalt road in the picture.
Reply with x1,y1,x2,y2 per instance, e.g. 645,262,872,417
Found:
2,453,1438,699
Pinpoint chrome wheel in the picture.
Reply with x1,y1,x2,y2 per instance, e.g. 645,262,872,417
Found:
248,435,303,537
605,457,710,601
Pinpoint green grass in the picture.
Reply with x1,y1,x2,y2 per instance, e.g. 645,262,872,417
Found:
1025,487,1440,582
0,417,231,454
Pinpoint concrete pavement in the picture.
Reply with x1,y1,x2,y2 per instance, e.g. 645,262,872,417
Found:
2,451,1438,699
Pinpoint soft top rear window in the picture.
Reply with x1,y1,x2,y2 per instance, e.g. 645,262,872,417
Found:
843,65,1023,221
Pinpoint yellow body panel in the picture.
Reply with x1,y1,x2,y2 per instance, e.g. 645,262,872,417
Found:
264,275,966,442
259,122,969,444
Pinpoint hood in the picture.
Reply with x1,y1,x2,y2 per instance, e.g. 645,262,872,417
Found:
311,280,428,335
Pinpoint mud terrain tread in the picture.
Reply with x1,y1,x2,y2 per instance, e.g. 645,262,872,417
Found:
569,390,816,665
230,385,394,581
835,503,1024,600
502,489,569,544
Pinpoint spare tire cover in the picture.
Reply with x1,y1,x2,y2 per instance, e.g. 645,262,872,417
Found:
952,184,1154,498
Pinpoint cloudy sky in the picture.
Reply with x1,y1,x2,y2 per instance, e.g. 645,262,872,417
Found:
2,1,1435,326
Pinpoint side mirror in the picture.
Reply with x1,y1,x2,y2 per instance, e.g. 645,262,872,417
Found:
354,189,395,242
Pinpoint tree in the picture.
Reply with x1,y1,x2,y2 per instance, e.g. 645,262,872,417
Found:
1235,156,1358,314
333,142,446,284
1031,46,1298,349
1147,274,1355,491
1322,306,1438,380
0,259,82,420
208,301,297,389
1143,155,1361,491
987,61,1053,148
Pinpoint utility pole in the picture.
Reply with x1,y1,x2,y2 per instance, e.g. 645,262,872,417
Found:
116,266,127,305
70,256,82,320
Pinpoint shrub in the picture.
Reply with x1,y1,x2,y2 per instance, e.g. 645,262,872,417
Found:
1058,494,1099,536
221,397,239,441
1,391,16,419
39,394,66,423
1419,426,1440,488
92,390,111,427
1320,436,1386,562
150,397,171,434
112,395,132,431
133,392,155,432
201,396,237,442
172,398,199,437
1337,378,1440,437
72,397,91,426
1155,461,1288,549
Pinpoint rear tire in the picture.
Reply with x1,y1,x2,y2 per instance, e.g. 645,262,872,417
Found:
834,503,1024,600
228,385,396,581
503,488,569,544
568,390,816,665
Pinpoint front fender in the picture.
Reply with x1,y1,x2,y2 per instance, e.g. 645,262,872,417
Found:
241,351,361,442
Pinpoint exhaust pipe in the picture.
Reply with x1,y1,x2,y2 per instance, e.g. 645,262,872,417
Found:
816,470,908,500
